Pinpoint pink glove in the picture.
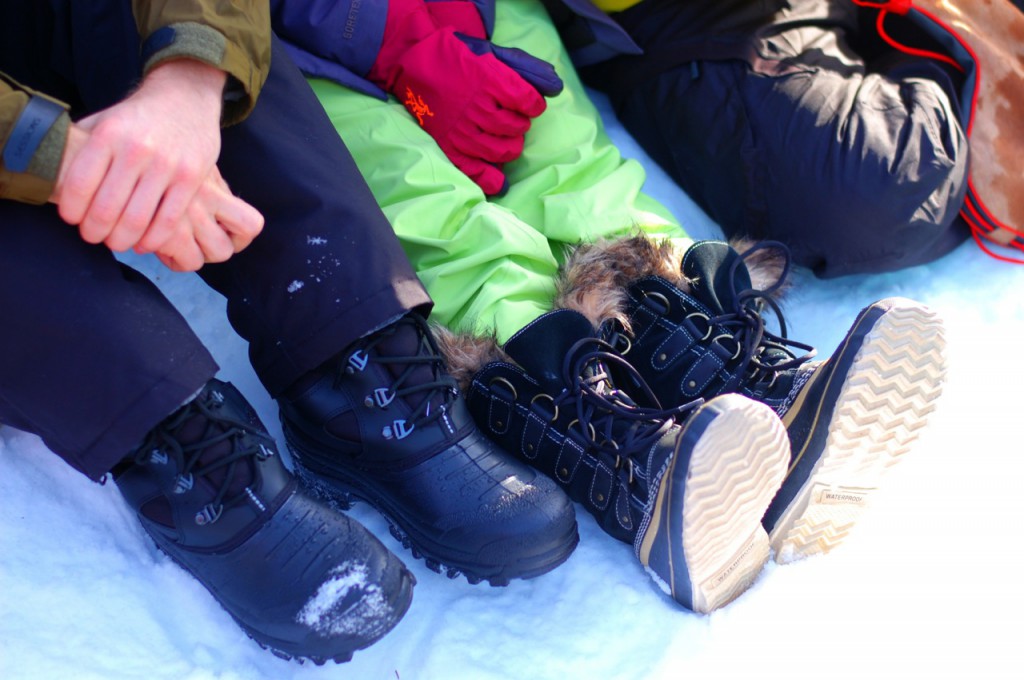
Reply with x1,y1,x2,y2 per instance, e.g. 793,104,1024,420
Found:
423,0,488,37
368,0,561,195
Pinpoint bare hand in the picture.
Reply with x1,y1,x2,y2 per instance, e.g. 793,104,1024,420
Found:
154,166,264,272
49,60,264,270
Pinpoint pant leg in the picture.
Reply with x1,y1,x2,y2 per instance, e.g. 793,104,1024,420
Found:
0,0,217,480
492,0,685,252
308,0,688,342
0,202,218,480
597,0,971,276
203,36,432,396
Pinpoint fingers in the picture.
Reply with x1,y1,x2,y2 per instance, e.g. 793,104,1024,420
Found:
489,44,565,98
190,206,236,264
198,168,264,252
133,167,203,254
467,99,533,137
450,150,508,196
104,160,174,252
451,125,525,165
154,223,204,272
56,136,115,235
149,169,265,270
481,57,549,118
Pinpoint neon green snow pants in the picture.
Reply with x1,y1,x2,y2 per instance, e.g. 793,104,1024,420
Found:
309,0,691,342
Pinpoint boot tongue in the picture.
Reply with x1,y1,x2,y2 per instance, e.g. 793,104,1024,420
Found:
504,310,598,393
682,241,753,315
372,315,445,412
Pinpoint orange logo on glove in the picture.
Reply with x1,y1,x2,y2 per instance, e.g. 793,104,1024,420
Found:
404,87,435,127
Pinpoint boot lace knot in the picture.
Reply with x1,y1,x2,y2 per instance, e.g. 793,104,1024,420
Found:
133,387,274,525
550,337,701,487
340,314,457,440
715,242,817,391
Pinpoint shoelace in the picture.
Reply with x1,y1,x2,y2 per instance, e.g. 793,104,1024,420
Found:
339,314,456,439
716,241,816,391
133,388,274,525
553,337,701,487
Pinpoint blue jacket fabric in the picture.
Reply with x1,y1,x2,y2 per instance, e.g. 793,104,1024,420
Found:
270,0,495,98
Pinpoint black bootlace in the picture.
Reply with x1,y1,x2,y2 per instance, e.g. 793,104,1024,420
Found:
340,314,457,439
132,388,274,524
713,241,816,391
551,337,701,487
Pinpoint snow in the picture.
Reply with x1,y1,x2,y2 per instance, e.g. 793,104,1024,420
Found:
3,93,1024,680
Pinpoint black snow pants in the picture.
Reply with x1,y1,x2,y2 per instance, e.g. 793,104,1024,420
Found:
583,0,972,277
0,1,431,480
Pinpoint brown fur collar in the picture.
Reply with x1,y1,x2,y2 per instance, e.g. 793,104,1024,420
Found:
554,233,790,330
434,234,790,390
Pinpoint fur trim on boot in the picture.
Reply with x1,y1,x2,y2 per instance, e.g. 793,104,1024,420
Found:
554,234,790,331
431,323,509,392
553,234,689,331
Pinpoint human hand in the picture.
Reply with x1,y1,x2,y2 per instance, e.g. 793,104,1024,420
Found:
368,0,563,195
153,166,264,272
50,60,250,255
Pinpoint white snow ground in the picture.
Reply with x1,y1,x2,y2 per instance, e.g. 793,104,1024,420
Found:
3,91,1024,680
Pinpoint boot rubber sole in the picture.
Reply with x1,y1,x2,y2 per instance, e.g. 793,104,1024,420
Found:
771,298,947,563
639,394,790,613
281,424,578,587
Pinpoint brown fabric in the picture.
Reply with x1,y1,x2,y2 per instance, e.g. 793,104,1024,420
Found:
0,75,70,203
132,0,271,124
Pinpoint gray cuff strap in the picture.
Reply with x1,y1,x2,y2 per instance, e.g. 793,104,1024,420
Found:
3,96,65,173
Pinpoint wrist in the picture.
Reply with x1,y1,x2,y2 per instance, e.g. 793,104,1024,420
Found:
140,60,228,124
368,0,439,88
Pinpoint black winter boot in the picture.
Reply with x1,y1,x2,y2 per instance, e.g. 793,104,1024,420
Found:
463,309,790,613
278,313,578,586
558,236,947,563
115,379,413,664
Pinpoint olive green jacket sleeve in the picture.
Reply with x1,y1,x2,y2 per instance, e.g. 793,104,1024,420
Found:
133,0,272,125
0,74,71,204
2,2,271,204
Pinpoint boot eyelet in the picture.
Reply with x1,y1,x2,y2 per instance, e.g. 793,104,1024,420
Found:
657,352,667,362
195,502,223,526
373,386,395,408
488,376,518,401
711,334,743,360
685,312,713,341
526,443,535,452
173,473,194,494
363,396,375,408
596,493,605,503
641,290,671,315
567,419,596,443
530,393,558,422
346,349,369,373
687,380,697,389
610,332,632,355
559,467,569,479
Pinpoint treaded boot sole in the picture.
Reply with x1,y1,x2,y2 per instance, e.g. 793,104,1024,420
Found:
638,394,790,613
769,298,947,563
282,428,578,587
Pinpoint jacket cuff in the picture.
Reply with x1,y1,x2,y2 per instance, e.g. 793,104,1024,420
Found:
0,96,70,205
141,22,262,125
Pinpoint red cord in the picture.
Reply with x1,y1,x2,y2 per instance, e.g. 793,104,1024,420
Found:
853,0,1024,257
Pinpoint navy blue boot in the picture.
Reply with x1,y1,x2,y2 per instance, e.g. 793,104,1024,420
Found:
558,237,947,563
463,309,790,612
115,379,413,664
278,313,578,586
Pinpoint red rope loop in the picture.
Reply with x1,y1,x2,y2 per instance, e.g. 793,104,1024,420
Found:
852,0,913,14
